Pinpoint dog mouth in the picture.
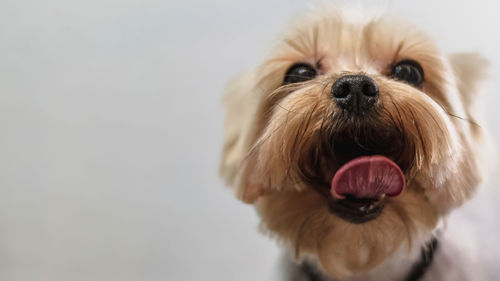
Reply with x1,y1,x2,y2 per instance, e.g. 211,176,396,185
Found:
328,194,387,224
325,137,407,224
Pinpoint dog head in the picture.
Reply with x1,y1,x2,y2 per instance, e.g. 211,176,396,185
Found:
220,8,487,278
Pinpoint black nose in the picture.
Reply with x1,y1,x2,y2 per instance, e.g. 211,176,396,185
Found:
331,75,379,114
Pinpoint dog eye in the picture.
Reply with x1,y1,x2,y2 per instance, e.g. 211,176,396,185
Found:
284,63,317,84
391,60,424,87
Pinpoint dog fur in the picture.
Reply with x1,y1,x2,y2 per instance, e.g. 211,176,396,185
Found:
220,8,489,281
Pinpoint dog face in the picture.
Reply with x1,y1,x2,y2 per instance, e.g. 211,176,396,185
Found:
221,9,487,278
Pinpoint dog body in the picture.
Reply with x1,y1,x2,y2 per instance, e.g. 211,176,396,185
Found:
221,8,488,281
283,223,478,281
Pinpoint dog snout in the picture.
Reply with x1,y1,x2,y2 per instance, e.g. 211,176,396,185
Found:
331,75,379,114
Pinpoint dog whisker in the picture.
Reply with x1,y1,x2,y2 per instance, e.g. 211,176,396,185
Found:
445,112,481,127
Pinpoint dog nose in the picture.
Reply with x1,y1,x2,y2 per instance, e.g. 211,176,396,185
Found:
331,75,379,114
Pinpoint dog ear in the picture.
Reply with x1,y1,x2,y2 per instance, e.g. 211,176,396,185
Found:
448,52,488,113
220,71,262,203
429,53,490,213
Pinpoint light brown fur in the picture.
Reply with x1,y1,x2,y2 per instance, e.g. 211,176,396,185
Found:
220,8,487,280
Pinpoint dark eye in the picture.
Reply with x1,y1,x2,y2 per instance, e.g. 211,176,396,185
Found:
391,60,424,87
284,63,317,84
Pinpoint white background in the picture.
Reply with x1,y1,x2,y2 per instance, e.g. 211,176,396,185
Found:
0,0,499,280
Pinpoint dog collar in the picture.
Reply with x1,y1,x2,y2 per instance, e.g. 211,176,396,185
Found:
300,237,439,281
404,237,439,281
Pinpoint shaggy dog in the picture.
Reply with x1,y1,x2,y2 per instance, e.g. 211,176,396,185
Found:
220,8,489,281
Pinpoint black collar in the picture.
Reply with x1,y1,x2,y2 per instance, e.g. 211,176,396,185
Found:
404,237,439,281
301,237,439,281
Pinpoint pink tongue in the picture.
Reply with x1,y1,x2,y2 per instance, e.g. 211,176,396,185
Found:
330,155,405,199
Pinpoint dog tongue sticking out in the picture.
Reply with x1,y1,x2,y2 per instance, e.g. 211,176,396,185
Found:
331,155,405,199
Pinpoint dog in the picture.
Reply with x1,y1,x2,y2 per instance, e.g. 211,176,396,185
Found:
220,7,489,281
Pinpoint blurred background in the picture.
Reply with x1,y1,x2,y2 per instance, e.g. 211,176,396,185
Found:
0,0,499,280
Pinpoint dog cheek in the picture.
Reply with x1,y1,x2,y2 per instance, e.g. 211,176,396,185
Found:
422,145,482,213
379,85,457,172
237,87,332,203
377,82,479,212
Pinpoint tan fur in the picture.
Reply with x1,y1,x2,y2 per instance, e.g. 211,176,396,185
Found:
220,8,487,280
